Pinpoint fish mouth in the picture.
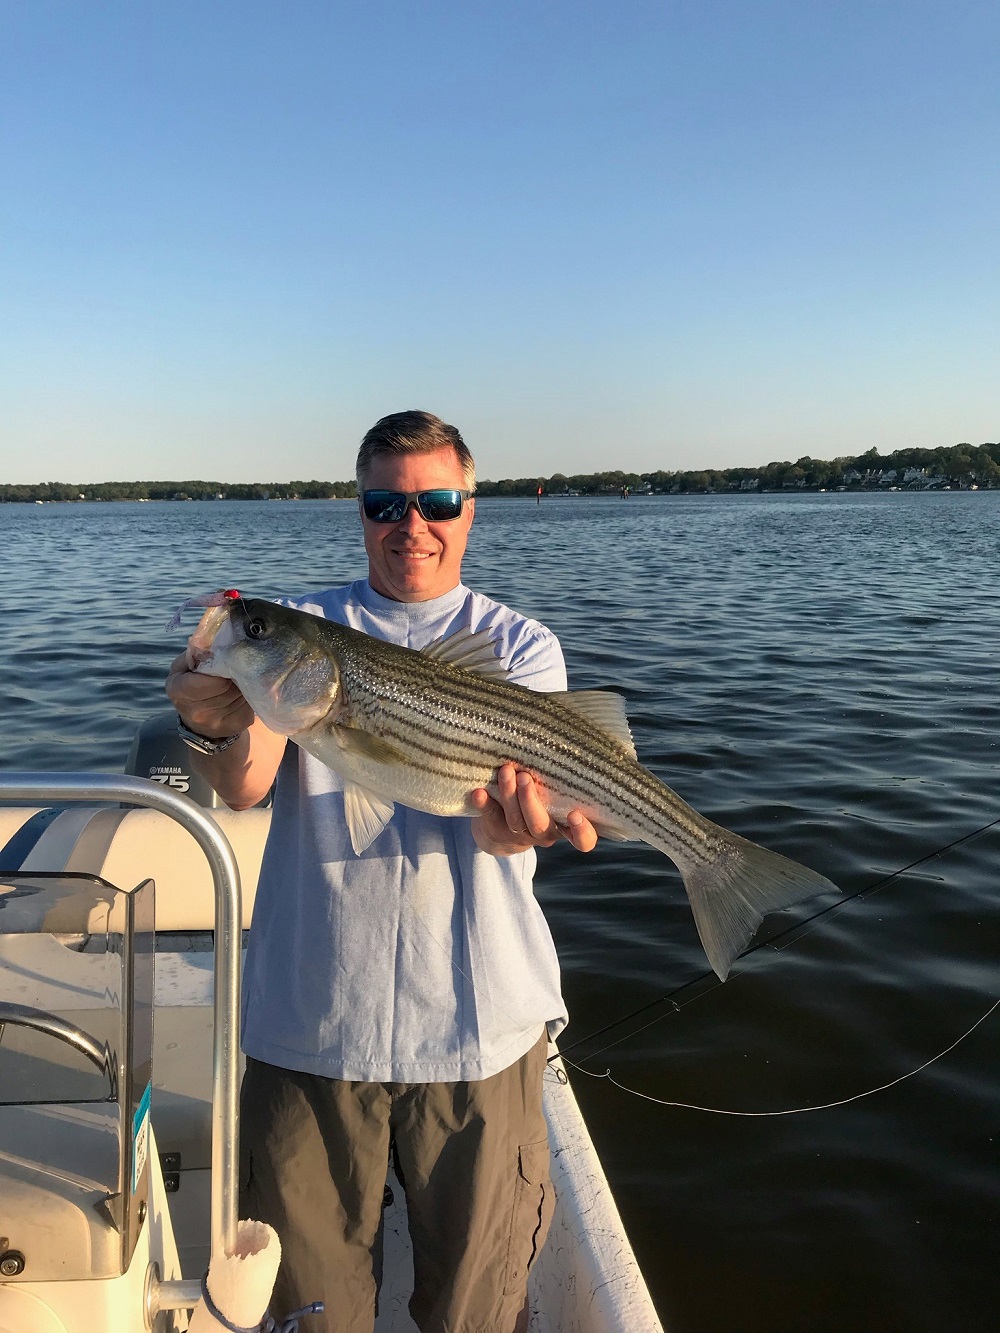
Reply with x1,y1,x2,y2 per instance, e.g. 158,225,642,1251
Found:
187,644,215,670
185,603,237,671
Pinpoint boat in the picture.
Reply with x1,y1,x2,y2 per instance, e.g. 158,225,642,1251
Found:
0,716,663,1332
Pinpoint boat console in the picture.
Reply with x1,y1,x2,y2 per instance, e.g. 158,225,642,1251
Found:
0,774,248,1333
0,873,160,1313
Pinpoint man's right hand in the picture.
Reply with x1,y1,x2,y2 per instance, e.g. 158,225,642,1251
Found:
165,651,255,738
164,653,287,809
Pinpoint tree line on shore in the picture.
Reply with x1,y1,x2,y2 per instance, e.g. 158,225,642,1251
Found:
478,441,1000,496
0,479,358,503
2,441,997,504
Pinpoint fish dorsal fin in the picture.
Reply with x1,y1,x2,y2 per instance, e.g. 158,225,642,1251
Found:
420,627,510,681
343,781,396,855
551,689,637,760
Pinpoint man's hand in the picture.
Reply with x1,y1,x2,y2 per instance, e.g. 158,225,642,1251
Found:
469,764,599,857
165,651,255,738
164,652,287,809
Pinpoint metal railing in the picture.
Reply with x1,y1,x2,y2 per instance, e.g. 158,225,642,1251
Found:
0,773,242,1312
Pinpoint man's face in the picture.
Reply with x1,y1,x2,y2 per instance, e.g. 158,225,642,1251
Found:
360,446,475,603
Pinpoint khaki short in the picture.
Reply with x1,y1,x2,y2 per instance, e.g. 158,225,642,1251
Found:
239,1032,555,1333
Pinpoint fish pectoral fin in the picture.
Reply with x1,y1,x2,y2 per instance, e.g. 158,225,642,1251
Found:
550,690,637,760
343,782,397,855
268,700,336,735
335,725,408,765
420,627,510,681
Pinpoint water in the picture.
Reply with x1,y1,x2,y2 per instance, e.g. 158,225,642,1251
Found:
2,491,998,1330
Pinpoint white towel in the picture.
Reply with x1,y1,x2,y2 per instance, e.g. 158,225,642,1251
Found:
188,1219,282,1333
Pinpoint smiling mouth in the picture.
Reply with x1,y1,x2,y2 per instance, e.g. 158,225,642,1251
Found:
393,550,435,560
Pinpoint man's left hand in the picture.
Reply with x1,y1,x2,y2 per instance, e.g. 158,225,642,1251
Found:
469,764,599,857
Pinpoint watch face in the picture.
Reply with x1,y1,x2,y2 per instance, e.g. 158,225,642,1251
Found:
178,722,238,754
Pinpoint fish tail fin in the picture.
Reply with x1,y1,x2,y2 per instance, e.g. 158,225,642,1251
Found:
670,833,838,981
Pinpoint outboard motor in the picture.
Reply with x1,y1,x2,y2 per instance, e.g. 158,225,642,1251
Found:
125,711,224,809
125,712,271,810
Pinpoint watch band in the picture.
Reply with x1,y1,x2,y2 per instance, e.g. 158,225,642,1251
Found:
176,717,244,755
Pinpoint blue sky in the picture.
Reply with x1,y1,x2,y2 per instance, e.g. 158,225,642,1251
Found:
2,2,997,483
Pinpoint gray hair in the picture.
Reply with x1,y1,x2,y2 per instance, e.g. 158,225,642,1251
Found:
355,410,476,492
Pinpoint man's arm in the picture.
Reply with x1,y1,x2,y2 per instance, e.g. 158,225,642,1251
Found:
165,652,287,810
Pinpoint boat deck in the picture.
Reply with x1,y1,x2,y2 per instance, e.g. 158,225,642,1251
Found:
0,800,663,1331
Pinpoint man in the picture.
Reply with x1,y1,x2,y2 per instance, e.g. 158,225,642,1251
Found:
166,411,597,1333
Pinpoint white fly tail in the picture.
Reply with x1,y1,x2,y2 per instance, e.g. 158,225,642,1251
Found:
670,833,838,981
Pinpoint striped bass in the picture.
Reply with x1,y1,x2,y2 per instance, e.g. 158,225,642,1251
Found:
180,593,837,979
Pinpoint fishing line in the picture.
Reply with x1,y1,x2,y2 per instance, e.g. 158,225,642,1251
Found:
399,812,1000,1116
556,808,1000,1064
403,877,1000,1117
557,994,1000,1116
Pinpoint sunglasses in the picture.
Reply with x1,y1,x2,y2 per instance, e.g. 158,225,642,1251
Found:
360,489,473,523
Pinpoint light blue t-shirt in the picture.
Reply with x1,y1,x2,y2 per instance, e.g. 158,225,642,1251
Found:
240,579,569,1083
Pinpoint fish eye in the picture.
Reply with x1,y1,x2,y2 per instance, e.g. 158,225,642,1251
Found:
246,618,268,639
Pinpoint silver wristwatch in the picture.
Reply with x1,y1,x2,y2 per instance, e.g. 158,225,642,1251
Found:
176,717,243,755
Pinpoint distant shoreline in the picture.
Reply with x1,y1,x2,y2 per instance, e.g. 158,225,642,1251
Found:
4,483,992,505
2,442,996,503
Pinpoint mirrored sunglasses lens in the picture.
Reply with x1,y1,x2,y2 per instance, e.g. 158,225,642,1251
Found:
418,490,463,521
363,492,407,522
